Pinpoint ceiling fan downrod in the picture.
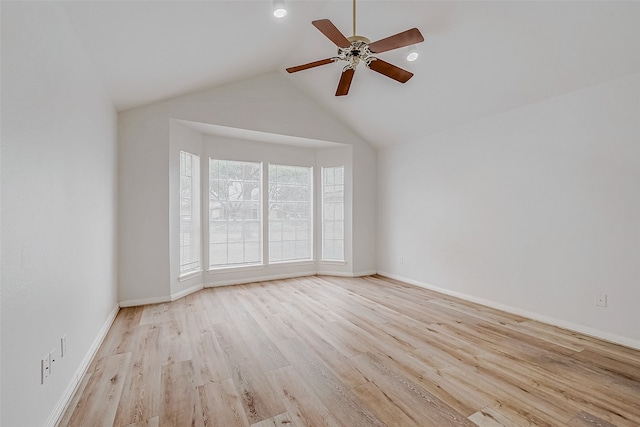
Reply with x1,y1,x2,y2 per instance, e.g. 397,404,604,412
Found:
353,0,357,37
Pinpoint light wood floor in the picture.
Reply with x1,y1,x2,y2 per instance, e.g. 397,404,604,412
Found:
59,275,640,427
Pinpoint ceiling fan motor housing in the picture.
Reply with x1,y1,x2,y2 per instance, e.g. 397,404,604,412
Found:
339,36,373,69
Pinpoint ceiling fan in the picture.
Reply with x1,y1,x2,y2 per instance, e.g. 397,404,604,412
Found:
286,0,424,96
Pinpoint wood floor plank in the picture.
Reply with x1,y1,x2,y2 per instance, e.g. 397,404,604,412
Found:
284,318,369,389
60,275,640,427
201,288,232,324
159,360,203,427
139,303,169,326
350,352,475,426
213,321,287,424
191,330,231,386
461,342,640,426
250,412,296,427
88,307,142,373
279,304,365,358
372,343,493,416
351,381,423,427
160,310,193,365
65,352,131,427
216,288,253,321
566,410,618,427
468,406,524,427
186,310,215,335
276,338,387,427
243,283,286,316
184,292,207,312
304,276,396,324
501,320,587,352
122,416,159,427
571,347,640,385
57,373,92,427
114,324,162,426
265,365,341,427
232,315,289,372
236,288,296,342
343,313,417,353
198,378,251,427
247,308,299,343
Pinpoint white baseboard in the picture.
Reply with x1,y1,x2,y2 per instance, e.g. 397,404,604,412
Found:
317,271,355,277
316,270,377,278
48,304,120,427
119,284,204,307
119,295,170,307
352,270,377,277
205,270,318,288
120,270,378,307
170,283,204,301
377,271,640,351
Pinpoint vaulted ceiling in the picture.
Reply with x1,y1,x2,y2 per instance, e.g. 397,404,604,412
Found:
62,1,640,148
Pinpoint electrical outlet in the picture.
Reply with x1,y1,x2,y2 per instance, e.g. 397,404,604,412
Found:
41,353,51,384
61,335,67,358
400,256,404,265
595,294,607,307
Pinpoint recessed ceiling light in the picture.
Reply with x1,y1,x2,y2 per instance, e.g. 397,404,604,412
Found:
406,45,419,62
273,0,287,18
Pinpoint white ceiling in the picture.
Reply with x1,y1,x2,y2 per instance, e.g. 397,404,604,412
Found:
62,0,640,148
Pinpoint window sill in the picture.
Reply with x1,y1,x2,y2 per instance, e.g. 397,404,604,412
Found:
268,260,315,267
207,259,316,274
208,263,265,274
319,260,346,266
179,270,203,281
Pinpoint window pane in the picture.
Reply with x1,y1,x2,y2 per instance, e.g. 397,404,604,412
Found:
245,242,261,263
179,151,201,275
269,164,313,262
322,166,345,261
210,243,227,266
209,159,262,268
269,241,282,262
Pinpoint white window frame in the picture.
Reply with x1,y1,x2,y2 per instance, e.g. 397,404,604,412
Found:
321,166,345,262
208,158,263,270
179,151,201,277
268,164,314,263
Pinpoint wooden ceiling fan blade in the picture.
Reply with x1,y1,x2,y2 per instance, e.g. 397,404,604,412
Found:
367,58,413,83
312,19,351,48
335,67,355,96
368,28,424,54
286,58,336,74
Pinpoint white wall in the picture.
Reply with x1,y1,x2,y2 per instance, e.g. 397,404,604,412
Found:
119,72,376,305
378,73,640,347
1,2,119,426
352,143,377,275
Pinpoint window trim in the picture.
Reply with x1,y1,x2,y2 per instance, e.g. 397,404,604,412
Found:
178,270,203,281
208,158,263,269
178,150,202,278
267,163,314,263
320,165,345,262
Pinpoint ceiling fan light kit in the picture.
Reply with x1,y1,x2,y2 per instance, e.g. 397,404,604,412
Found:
286,0,424,96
